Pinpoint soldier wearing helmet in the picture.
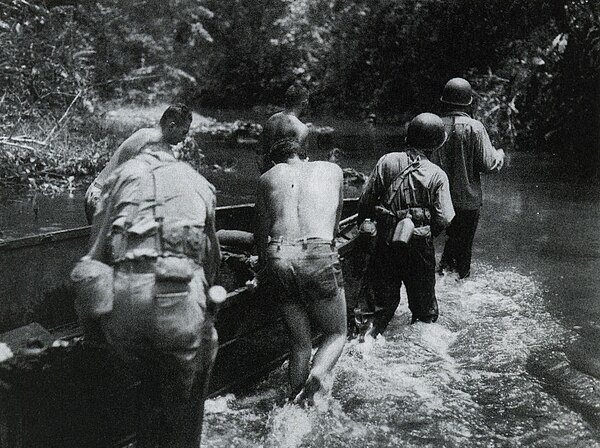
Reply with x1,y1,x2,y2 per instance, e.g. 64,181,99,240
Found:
432,78,505,279
357,113,455,336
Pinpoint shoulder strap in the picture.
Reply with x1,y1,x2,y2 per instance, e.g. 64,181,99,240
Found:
383,153,420,208
144,155,165,255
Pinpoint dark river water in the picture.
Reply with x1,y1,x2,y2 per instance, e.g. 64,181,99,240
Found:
1,141,599,447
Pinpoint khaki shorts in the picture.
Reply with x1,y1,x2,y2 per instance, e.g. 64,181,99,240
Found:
264,238,344,306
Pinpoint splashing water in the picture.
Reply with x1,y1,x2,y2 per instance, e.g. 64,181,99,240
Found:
203,263,600,447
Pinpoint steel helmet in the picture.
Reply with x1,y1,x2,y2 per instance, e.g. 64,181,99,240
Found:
440,77,473,106
406,113,447,150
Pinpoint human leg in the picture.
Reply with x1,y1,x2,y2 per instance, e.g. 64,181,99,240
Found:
453,208,480,278
155,348,204,448
439,218,457,273
287,250,346,403
102,271,159,447
280,299,313,399
265,246,315,397
368,244,403,335
151,272,210,448
306,280,346,392
404,237,438,323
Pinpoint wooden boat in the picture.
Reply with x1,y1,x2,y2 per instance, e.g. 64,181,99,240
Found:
0,199,361,448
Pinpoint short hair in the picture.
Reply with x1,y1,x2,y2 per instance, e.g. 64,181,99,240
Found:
268,138,307,164
160,103,192,128
284,84,309,108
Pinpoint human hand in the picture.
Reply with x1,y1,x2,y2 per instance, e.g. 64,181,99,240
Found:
491,149,505,172
245,276,259,291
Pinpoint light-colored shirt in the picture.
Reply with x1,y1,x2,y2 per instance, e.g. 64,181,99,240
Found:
431,112,501,210
89,149,220,283
358,150,455,235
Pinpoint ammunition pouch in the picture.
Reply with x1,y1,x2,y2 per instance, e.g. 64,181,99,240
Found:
154,256,195,283
161,218,206,260
70,258,114,320
111,218,206,261
375,210,397,246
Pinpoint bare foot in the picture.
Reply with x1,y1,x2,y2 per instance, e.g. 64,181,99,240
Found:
292,374,323,405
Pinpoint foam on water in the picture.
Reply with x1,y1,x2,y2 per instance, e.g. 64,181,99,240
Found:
203,264,600,447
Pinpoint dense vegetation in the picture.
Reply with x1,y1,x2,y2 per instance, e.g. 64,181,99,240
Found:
1,0,599,187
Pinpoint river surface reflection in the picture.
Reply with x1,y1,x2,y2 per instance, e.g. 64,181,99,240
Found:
1,146,599,446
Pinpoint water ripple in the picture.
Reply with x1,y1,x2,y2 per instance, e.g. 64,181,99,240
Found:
204,263,600,447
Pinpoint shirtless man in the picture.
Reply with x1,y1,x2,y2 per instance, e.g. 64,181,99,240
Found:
259,84,310,174
84,104,192,223
254,138,346,404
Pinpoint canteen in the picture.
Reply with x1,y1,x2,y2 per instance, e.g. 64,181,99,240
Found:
391,214,415,245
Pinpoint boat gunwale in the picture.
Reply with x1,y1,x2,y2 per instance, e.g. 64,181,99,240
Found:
0,201,358,251
0,202,257,251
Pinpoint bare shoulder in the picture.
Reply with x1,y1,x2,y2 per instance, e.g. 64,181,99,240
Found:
265,112,285,125
309,161,343,177
125,127,162,145
117,128,162,162
260,162,289,181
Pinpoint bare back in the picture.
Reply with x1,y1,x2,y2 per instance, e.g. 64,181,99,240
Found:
94,127,163,187
263,112,310,152
257,161,343,244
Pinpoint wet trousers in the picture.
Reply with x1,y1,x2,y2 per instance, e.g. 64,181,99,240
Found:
101,265,218,448
439,208,480,278
366,236,438,334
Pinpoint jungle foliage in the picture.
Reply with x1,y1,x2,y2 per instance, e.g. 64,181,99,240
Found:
1,0,599,180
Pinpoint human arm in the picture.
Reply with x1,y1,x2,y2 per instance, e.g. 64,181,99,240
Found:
299,123,311,154
430,171,455,237
491,148,505,171
261,120,273,157
357,158,384,225
334,166,344,236
204,190,221,286
475,123,505,173
80,167,140,341
87,164,145,264
86,175,117,263
116,128,162,165
254,177,271,267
